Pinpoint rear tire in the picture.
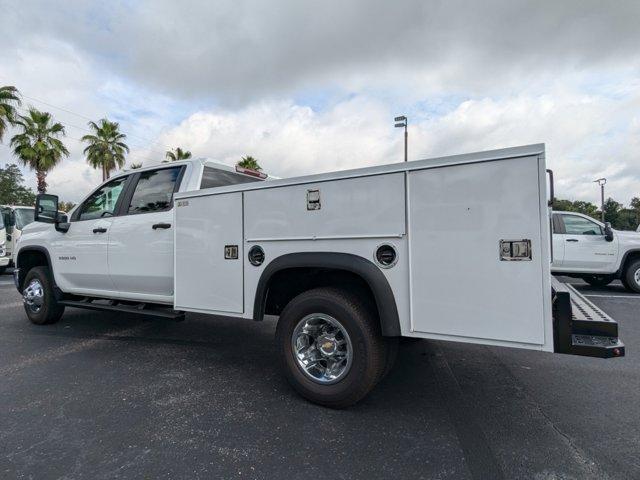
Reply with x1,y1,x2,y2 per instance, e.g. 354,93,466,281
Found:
622,260,640,293
583,274,614,287
22,266,65,325
276,287,386,408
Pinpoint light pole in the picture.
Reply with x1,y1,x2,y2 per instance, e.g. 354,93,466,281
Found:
594,178,606,222
394,115,408,162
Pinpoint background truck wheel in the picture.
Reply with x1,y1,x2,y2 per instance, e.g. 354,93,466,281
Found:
22,266,65,325
583,274,614,287
275,287,386,409
622,260,640,293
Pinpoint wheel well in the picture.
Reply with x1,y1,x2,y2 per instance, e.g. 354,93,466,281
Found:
254,252,401,336
16,249,50,291
264,267,378,322
622,251,640,274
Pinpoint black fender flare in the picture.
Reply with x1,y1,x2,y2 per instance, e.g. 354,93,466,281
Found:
253,252,401,336
15,246,56,292
617,249,640,277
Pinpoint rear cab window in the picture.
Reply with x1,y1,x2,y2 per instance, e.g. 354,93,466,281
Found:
200,167,262,189
127,167,182,215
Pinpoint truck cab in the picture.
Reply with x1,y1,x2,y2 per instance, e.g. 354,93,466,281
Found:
14,159,264,304
551,210,640,292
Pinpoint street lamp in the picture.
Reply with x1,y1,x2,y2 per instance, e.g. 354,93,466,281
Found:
394,115,408,162
594,178,606,222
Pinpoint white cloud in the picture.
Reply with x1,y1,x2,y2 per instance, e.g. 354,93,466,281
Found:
153,83,640,206
1,0,639,207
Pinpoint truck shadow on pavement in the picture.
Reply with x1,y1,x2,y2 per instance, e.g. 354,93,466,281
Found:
1,290,637,479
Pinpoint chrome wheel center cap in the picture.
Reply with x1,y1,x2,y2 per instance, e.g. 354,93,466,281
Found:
318,335,338,356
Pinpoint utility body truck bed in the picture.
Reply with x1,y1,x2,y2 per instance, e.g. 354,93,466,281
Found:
14,144,624,407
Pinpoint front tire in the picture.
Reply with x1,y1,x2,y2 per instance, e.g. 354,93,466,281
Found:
22,266,65,325
622,260,640,293
583,274,614,287
276,287,386,408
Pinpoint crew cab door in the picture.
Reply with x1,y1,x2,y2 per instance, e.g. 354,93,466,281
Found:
556,213,618,272
53,175,129,293
107,166,185,301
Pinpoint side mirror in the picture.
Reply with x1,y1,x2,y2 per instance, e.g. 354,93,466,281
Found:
35,194,69,233
55,212,70,233
35,194,59,223
604,222,614,242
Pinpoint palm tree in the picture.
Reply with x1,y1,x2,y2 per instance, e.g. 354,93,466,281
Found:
237,155,262,171
165,147,192,162
129,162,143,169
0,86,21,142
82,119,129,181
10,108,69,194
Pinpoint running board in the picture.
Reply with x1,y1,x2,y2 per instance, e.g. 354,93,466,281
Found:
551,277,624,358
59,298,186,321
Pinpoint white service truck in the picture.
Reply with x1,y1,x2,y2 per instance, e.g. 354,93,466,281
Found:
551,211,640,292
13,144,625,407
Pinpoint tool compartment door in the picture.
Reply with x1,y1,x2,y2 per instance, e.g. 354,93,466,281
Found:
174,192,244,314
408,155,547,346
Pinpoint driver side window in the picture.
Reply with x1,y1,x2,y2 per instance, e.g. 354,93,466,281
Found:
76,176,128,221
562,214,603,235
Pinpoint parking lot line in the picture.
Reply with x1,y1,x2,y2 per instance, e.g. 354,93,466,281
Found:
583,294,640,299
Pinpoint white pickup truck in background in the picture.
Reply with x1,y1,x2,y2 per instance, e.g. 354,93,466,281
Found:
551,211,640,292
12,144,625,407
0,212,8,274
0,205,37,273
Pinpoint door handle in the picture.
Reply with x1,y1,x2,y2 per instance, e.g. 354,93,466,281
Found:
152,223,172,230
93,227,107,234
566,239,579,242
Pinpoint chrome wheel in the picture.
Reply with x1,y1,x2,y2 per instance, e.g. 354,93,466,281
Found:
23,279,44,313
634,268,640,286
291,313,353,384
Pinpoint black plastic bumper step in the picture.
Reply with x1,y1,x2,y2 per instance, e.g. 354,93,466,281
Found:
551,277,625,358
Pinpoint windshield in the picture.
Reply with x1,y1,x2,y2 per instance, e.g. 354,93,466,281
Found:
14,208,35,230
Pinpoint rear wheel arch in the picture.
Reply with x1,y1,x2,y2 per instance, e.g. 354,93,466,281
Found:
253,252,401,337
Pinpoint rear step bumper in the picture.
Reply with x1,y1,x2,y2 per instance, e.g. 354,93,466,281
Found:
551,277,625,358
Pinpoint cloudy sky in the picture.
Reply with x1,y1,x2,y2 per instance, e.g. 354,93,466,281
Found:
1,0,639,205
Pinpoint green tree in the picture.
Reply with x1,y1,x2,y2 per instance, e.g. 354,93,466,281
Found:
602,197,622,226
59,201,76,213
165,147,192,162
82,119,129,181
0,163,36,205
630,197,640,227
552,198,599,220
10,109,69,194
0,86,21,142
237,155,262,171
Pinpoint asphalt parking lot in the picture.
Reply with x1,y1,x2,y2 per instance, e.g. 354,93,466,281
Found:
0,271,638,479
